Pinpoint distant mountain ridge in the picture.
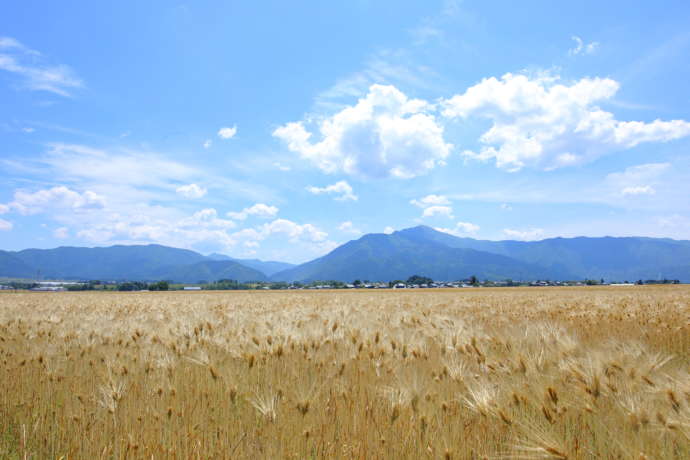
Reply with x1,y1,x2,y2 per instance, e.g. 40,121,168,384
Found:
206,253,294,276
1,226,689,283
394,226,690,282
0,245,272,282
269,226,690,282
269,231,570,282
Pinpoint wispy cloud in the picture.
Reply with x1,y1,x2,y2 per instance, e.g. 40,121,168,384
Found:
0,36,83,96
568,36,599,56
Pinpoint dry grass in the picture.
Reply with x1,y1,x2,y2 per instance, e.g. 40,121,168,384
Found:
0,286,688,459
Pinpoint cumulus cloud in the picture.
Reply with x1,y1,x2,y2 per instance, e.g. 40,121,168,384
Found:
175,183,207,199
226,219,328,247
569,36,599,56
411,194,453,218
442,73,690,171
274,84,452,179
178,208,236,230
338,221,363,235
0,218,12,231
422,205,454,218
227,203,279,220
8,186,105,215
436,221,480,236
75,207,238,250
218,126,237,139
307,180,358,201
227,219,330,252
0,203,8,214
383,226,395,234
410,194,450,208
606,162,669,198
503,228,545,241
0,36,83,96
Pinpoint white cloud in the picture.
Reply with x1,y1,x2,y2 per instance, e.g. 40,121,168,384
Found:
500,203,512,211
338,221,363,235
307,180,358,201
229,219,330,250
569,36,599,56
203,139,212,149
503,228,545,241
274,84,452,179
442,73,690,171
22,127,35,133
657,214,690,230
261,219,327,243
40,143,200,190
606,162,669,199
410,194,450,208
383,226,395,234
9,186,105,215
455,221,480,233
0,218,12,231
273,162,291,171
74,206,239,251
218,126,237,139
436,221,480,236
227,203,279,220
621,186,655,196
0,36,83,96
411,194,453,219
53,226,69,239
199,219,332,259
180,208,236,230
0,203,8,214
175,183,207,199
422,205,454,218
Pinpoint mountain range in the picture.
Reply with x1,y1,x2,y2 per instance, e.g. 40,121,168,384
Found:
0,244,292,283
1,226,689,283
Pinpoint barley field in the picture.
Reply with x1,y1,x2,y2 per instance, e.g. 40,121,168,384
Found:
0,286,688,459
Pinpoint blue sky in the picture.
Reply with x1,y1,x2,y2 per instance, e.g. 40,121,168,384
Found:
2,1,690,263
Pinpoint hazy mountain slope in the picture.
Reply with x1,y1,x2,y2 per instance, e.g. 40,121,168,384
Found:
3,228,689,282
397,226,690,281
206,253,295,276
14,245,209,280
0,250,36,279
271,232,569,282
158,260,267,283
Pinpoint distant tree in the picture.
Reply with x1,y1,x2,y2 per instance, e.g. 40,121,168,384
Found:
117,281,148,291
469,275,478,286
353,280,362,286
407,275,433,285
149,281,169,291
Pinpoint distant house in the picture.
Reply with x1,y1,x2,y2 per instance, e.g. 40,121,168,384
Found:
31,286,66,292
183,286,202,291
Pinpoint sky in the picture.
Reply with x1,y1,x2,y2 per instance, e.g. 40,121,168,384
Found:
1,1,690,263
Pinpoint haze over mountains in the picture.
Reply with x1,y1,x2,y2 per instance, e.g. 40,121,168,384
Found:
1,226,689,283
